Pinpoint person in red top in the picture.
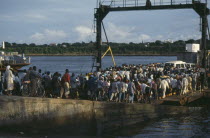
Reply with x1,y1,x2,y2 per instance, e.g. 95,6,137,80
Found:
63,69,71,84
60,69,71,98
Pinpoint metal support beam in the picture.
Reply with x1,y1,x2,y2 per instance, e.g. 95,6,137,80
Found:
94,1,210,72
107,4,194,12
201,15,207,68
93,7,111,71
195,1,208,88
96,18,102,71
95,6,109,71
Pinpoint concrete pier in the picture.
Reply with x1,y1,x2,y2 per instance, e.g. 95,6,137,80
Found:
0,96,203,136
158,90,210,106
159,92,204,106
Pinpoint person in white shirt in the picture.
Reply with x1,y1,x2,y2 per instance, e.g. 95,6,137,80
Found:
159,79,169,98
181,75,188,95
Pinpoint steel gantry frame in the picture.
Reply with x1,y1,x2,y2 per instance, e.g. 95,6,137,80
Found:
94,0,210,71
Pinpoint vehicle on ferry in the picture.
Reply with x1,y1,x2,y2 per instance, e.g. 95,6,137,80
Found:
164,60,195,69
165,61,186,69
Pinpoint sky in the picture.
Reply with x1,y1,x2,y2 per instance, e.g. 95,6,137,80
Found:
0,0,210,44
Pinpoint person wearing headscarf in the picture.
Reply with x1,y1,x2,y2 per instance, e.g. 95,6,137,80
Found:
4,65,14,95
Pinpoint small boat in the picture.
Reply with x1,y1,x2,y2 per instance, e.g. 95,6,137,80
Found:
0,51,31,71
0,41,31,71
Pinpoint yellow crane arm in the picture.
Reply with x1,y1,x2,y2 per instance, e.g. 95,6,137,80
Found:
101,47,110,58
109,47,116,67
101,46,116,67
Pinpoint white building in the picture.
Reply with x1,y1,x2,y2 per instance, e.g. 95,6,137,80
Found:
0,41,5,49
186,44,200,52
177,43,200,64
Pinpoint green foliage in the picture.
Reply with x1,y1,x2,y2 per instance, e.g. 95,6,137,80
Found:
1,39,205,55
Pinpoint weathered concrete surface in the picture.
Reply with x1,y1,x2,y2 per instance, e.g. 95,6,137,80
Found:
93,101,202,134
0,96,96,136
159,92,204,106
0,96,203,136
0,96,94,125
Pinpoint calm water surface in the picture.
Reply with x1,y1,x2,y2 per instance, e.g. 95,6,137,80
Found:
22,56,176,75
115,109,210,137
20,56,210,137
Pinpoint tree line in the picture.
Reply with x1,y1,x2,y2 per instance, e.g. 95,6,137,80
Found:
1,39,208,55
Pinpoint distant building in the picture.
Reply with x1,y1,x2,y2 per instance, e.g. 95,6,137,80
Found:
164,39,173,43
186,44,200,52
1,41,5,49
49,43,57,46
177,43,200,64
62,45,67,48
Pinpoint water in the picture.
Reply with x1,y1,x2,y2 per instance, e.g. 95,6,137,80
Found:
136,116,210,137
18,56,210,137
114,109,210,137
21,56,176,75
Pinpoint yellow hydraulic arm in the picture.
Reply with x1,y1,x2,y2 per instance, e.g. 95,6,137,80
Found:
102,46,116,67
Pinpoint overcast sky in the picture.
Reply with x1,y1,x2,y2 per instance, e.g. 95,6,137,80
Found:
0,0,210,44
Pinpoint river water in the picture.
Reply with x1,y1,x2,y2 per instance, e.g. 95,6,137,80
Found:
19,56,210,137
22,56,176,75
113,107,210,137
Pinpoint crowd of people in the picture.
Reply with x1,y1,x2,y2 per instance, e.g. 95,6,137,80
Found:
0,63,207,103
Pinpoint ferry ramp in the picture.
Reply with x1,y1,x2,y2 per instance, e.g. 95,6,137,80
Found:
159,91,206,106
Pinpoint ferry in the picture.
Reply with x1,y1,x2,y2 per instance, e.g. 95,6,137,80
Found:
0,51,31,71
0,42,31,71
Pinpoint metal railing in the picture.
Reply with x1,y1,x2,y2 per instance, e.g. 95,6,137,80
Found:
98,0,195,8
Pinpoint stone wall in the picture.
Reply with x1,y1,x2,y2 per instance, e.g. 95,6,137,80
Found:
0,96,202,136
0,96,93,124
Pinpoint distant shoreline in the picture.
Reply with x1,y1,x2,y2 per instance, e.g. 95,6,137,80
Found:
26,53,177,56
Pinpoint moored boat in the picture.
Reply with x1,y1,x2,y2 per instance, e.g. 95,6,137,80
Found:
0,51,31,71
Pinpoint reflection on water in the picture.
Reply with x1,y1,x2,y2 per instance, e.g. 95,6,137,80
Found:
1,109,209,137
115,109,210,138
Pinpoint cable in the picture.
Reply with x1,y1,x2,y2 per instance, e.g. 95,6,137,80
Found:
102,21,109,44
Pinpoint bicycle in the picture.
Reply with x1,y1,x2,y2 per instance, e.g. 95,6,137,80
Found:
21,81,30,97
